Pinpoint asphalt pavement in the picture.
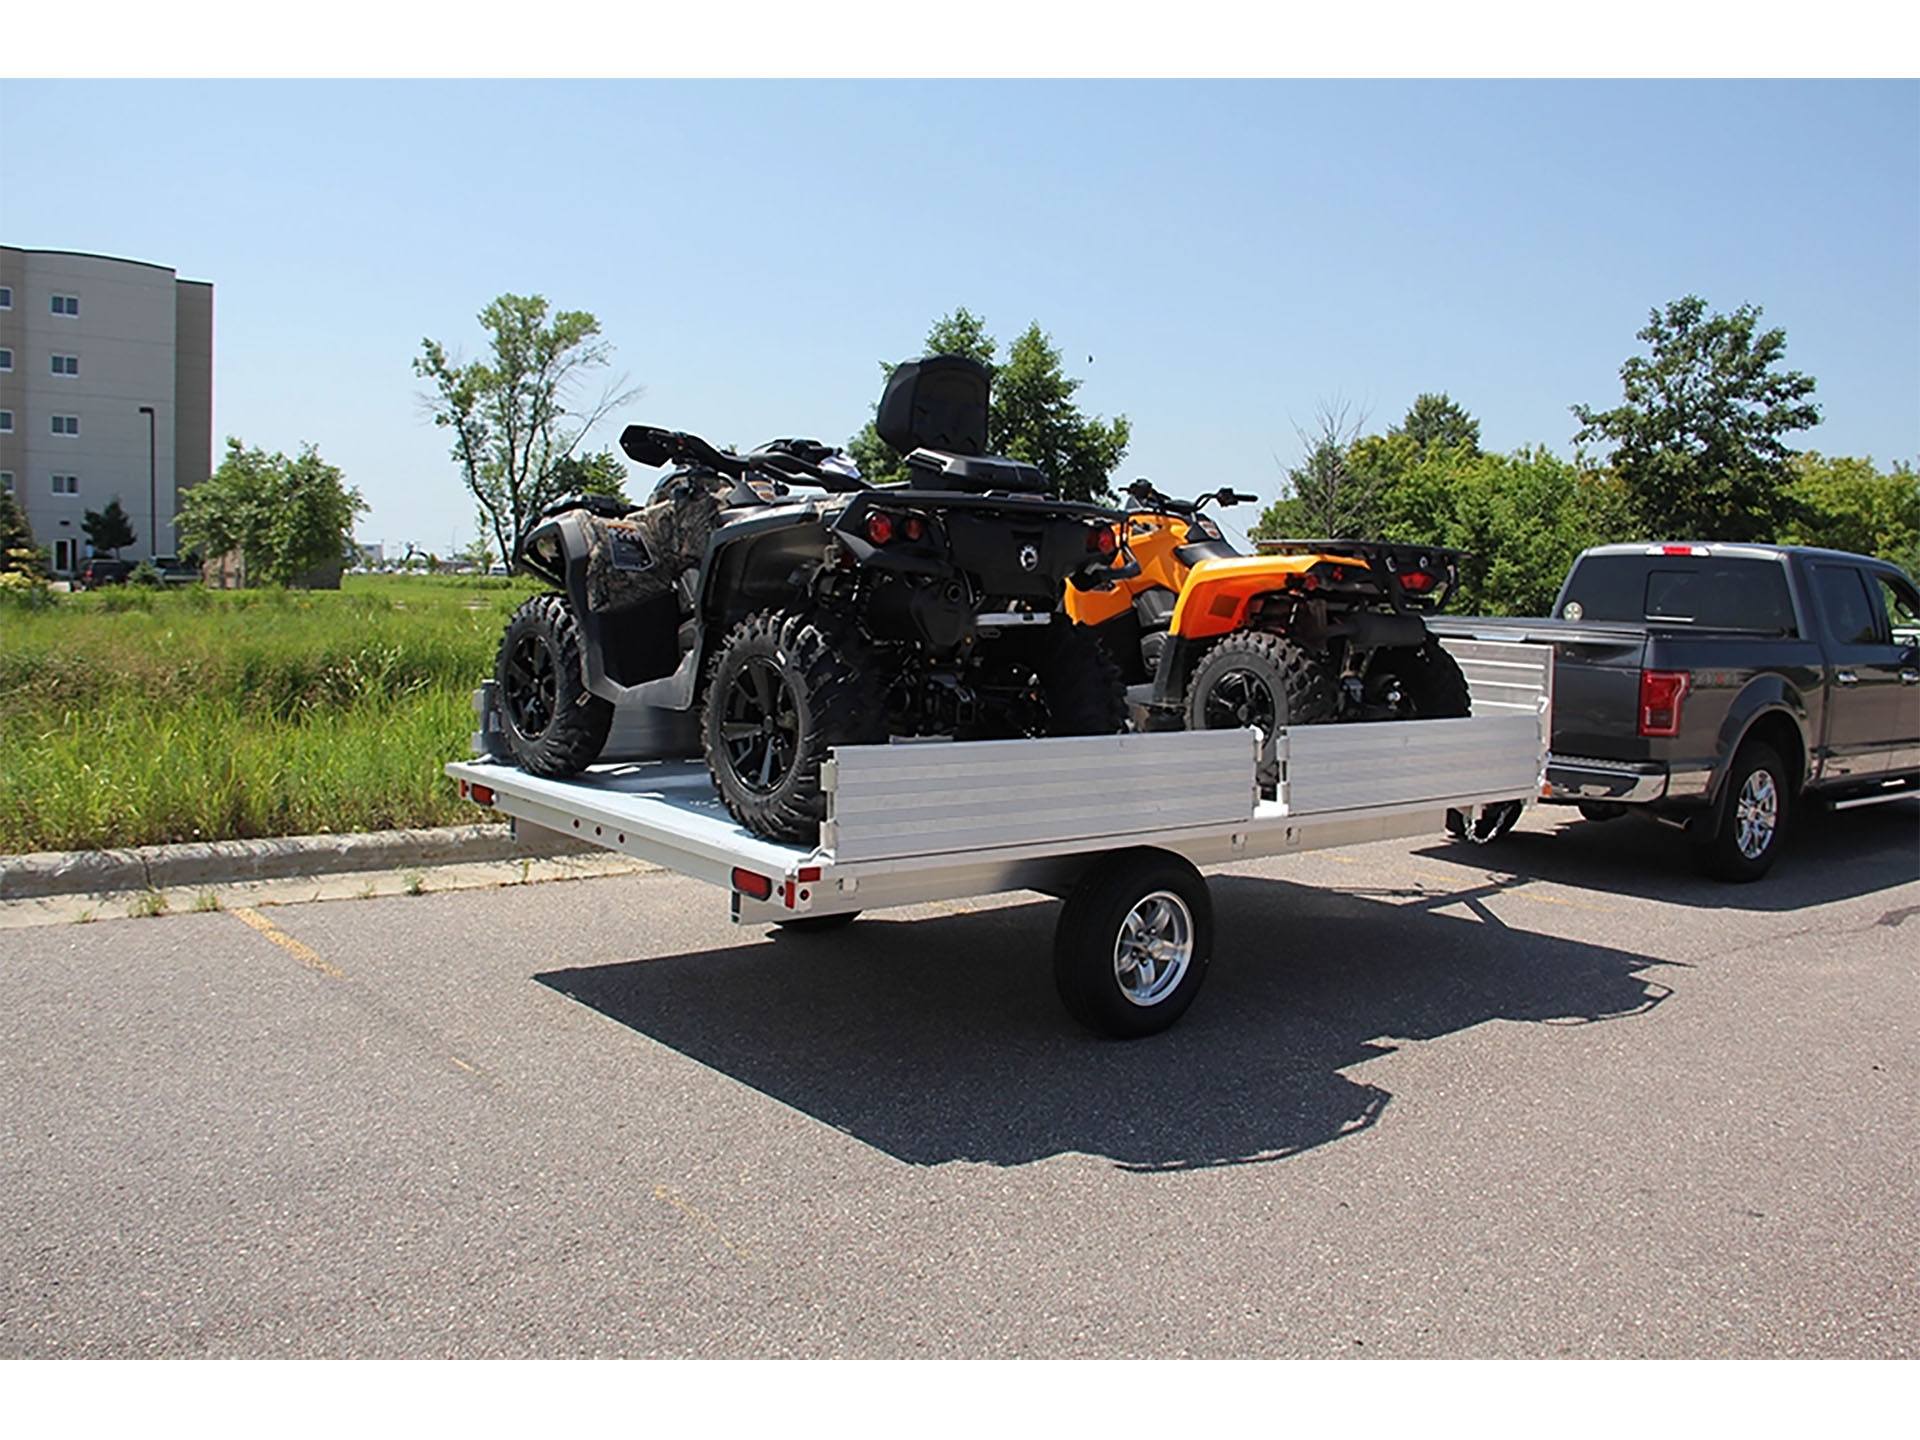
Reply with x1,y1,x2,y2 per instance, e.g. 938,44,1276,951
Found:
2,799,1915,1357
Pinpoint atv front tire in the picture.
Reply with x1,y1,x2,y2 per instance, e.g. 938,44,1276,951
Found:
1185,632,1338,792
492,594,615,777
702,610,887,842
1366,641,1473,720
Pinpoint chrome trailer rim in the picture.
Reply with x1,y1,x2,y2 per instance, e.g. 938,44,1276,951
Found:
1113,889,1195,1007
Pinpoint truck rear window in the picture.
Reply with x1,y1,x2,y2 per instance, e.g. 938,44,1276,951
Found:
1559,555,1797,634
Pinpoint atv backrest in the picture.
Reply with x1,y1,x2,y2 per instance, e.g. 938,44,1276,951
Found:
877,354,990,456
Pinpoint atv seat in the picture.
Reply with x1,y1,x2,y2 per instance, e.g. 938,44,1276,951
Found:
880,352,1055,495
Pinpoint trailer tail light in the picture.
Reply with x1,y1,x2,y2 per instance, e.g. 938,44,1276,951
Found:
864,512,896,546
1638,669,1690,737
731,868,773,901
1086,525,1118,557
459,780,496,807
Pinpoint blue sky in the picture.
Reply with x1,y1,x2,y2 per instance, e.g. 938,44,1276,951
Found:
2,79,1914,553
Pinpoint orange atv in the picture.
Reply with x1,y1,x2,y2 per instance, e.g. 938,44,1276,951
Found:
1065,478,1472,789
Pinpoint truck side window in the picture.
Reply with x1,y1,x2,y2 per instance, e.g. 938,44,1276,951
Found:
1874,573,1920,647
1814,565,1880,646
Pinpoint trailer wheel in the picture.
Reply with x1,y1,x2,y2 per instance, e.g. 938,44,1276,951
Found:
772,911,861,933
492,594,615,777
1053,849,1213,1039
1445,800,1522,845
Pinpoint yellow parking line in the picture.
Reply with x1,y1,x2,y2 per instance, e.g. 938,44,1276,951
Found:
230,906,345,979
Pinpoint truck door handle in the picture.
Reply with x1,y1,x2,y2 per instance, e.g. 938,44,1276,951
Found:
1836,670,1859,686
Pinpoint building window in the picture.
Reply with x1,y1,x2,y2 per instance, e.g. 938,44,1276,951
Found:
0,285,11,308
51,294,80,317
1,472,13,494
51,354,79,376
52,474,80,496
53,539,76,574
0,411,12,432
0,348,12,371
51,415,80,436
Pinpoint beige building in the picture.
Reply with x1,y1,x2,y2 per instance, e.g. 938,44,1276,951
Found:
0,247,213,576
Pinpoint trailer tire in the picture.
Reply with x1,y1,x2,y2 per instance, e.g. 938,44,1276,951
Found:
1695,741,1789,882
1185,632,1338,792
703,609,887,843
492,593,615,777
1053,849,1213,1039
773,911,861,933
1445,800,1522,845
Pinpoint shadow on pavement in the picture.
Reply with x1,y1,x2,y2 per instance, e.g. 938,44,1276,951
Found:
535,872,1672,1171
1411,797,1919,914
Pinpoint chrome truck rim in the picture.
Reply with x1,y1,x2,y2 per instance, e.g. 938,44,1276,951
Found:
1735,769,1778,860
1113,890,1195,1006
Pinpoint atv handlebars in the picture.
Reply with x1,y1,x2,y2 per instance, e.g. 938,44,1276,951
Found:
619,424,870,493
1123,478,1258,516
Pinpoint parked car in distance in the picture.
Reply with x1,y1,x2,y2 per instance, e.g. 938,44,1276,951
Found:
75,557,135,590
148,555,201,585
1428,543,1920,880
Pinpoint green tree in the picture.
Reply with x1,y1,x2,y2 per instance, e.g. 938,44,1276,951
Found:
82,497,137,557
846,307,1129,502
550,448,633,505
1392,392,1481,455
415,294,641,565
1253,403,1380,539
1572,296,1820,541
1782,452,1920,575
1443,450,1636,615
1,486,42,573
177,439,367,587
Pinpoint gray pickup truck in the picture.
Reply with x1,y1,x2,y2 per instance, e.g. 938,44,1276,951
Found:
1428,543,1920,881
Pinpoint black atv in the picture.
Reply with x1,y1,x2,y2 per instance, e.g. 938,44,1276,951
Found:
489,354,1134,842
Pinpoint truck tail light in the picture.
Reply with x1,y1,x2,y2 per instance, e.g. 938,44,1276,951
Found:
1638,669,1690,737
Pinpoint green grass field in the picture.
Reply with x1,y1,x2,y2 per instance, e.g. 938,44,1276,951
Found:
0,575,540,853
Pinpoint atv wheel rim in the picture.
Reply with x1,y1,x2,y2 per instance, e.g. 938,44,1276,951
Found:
720,657,801,795
1735,769,1778,860
1113,890,1195,1007
504,633,558,740
1201,669,1277,739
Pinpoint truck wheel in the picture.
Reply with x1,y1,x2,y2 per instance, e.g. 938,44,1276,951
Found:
702,609,886,842
1366,641,1473,719
1185,632,1337,791
492,594,615,777
1445,800,1522,845
1053,849,1213,1039
1696,741,1789,882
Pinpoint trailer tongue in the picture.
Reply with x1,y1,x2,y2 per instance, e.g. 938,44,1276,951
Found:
448,638,1550,1037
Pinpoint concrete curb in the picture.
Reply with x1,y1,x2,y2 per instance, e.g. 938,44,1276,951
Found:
0,822,595,901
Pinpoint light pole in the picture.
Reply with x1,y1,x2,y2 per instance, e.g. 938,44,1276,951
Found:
137,405,157,559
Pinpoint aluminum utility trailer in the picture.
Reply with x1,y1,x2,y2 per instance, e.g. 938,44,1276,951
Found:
447,637,1551,1039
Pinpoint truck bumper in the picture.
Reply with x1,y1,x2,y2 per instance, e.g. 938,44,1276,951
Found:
1544,755,1718,807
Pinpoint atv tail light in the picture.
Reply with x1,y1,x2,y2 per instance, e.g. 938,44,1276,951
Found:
865,512,896,546
1086,525,1118,557
1399,570,1436,593
731,867,774,901
1638,669,1690,738
903,515,926,542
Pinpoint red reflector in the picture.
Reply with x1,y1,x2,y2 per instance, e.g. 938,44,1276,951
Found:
1399,570,1436,593
731,868,773,901
865,511,895,545
1087,525,1118,556
1638,669,1690,738
469,784,495,806
796,866,822,882
904,515,925,542
458,779,469,798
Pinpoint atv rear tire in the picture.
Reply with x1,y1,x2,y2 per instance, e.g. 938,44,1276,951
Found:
492,593,615,777
702,609,887,842
1185,632,1338,792
1365,641,1473,719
